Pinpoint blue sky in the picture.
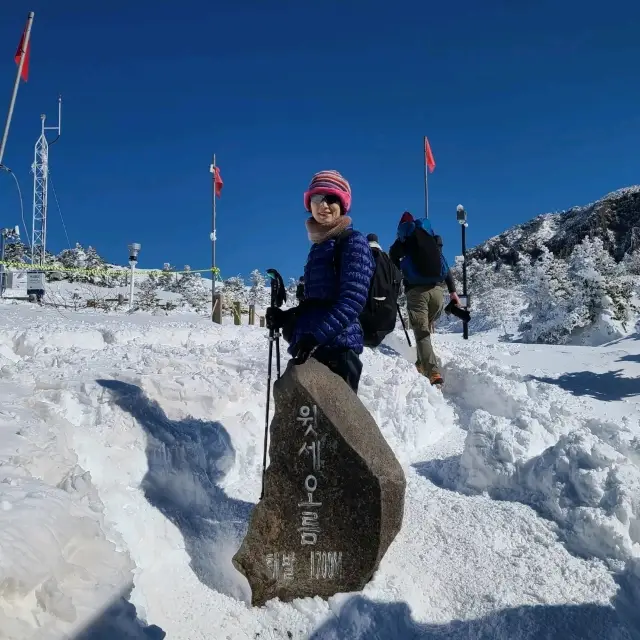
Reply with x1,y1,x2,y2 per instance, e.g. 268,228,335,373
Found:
0,0,639,284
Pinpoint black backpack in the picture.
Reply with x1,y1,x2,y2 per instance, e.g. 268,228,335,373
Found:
334,230,402,347
405,226,447,280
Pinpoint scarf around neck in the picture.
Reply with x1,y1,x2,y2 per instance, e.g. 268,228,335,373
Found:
305,215,352,244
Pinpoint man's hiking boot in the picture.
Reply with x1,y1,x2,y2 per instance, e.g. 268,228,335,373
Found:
429,372,444,386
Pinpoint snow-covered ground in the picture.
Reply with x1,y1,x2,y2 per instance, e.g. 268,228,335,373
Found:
0,302,639,639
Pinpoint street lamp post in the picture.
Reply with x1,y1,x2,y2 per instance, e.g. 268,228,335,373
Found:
0,225,20,297
456,205,469,340
128,243,141,311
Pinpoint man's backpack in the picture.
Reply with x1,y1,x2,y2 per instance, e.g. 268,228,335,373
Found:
405,225,449,282
334,230,402,348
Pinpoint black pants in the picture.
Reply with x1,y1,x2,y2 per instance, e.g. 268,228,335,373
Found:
313,347,363,393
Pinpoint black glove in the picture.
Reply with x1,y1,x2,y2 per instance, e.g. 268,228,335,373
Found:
292,334,319,365
266,307,289,330
444,299,471,323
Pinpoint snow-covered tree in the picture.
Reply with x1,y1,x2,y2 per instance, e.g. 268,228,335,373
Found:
53,243,87,283
222,275,247,311
520,238,637,344
137,272,161,310
286,277,299,302
3,240,29,265
83,246,118,286
84,246,103,270
519,246,582,344
568,237,635,330
622,250,640,276
159,263,176,290
457,256,518,296
176,266,209,313
249,269,270,308
109,268,129,287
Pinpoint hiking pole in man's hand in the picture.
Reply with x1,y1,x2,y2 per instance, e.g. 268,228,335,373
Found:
456,205,470,340
260,268,286,500
396,303,412,347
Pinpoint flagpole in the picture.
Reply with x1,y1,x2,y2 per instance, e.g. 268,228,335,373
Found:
211,153,217,309
423,136,429,219
0,12,34,167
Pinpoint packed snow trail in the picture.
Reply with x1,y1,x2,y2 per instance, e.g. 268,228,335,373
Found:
0,305,637,638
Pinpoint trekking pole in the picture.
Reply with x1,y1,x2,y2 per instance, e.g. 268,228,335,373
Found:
260,269,286,500
396,303,412,347
456,205,470,340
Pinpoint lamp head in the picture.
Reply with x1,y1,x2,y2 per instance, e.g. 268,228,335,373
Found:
128,242,141,262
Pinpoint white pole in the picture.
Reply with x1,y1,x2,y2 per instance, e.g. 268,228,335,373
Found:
210,154,220,323
129,262,136,310
0,12,34,167
0,232,5,298
211,154,216,298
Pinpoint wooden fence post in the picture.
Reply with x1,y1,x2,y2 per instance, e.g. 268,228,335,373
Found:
249,304,255,325
233,301,241,325
212,294,223,324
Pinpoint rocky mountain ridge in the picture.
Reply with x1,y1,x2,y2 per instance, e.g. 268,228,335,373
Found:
468,186,640,266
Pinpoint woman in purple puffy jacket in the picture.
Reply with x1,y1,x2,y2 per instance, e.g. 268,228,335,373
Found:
267,170,374,393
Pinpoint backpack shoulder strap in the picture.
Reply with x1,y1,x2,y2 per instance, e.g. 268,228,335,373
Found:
335,228,354,247
333,228,355,276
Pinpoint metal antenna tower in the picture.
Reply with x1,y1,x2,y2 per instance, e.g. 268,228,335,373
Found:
31,95,62,265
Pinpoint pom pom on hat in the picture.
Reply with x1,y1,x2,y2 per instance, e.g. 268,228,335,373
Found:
304,170,352,213
366,233,379,243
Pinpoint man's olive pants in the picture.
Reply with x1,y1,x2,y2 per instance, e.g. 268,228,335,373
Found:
406,285,444,378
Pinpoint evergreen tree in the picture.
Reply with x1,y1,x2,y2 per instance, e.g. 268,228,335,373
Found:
83,245,114,286
622,250,640,276
54,243,87,283
84,246,104,270
159,263,176,290
222,275,247,314
519,238,636,343
3,240,29,265
519,246,580,343
249,269,269,308
176,266,209,313
568,237,635,330
137,272,161,310
286,277,298,301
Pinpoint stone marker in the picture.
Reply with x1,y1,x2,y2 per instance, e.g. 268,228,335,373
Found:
232,357,406,606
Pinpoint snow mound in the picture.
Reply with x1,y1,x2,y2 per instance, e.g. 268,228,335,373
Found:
359,344,458,464
0,308,638,638
0,382,142,638
458,419,640,562
430,341,640,578
441,342,577,445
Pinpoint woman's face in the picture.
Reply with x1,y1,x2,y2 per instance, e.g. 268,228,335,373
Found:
309,193,342,225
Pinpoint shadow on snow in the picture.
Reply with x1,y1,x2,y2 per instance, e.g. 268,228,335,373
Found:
410,457,640,639
72,586,166,640
96,379,254,603
528,370,640,401
310,580,640,640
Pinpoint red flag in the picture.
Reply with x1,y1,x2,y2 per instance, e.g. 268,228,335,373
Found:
213,166,223,197
424,137,436,173
14,23,31,82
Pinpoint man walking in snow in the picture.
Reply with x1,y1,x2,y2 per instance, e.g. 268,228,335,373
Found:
389,212,460,386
